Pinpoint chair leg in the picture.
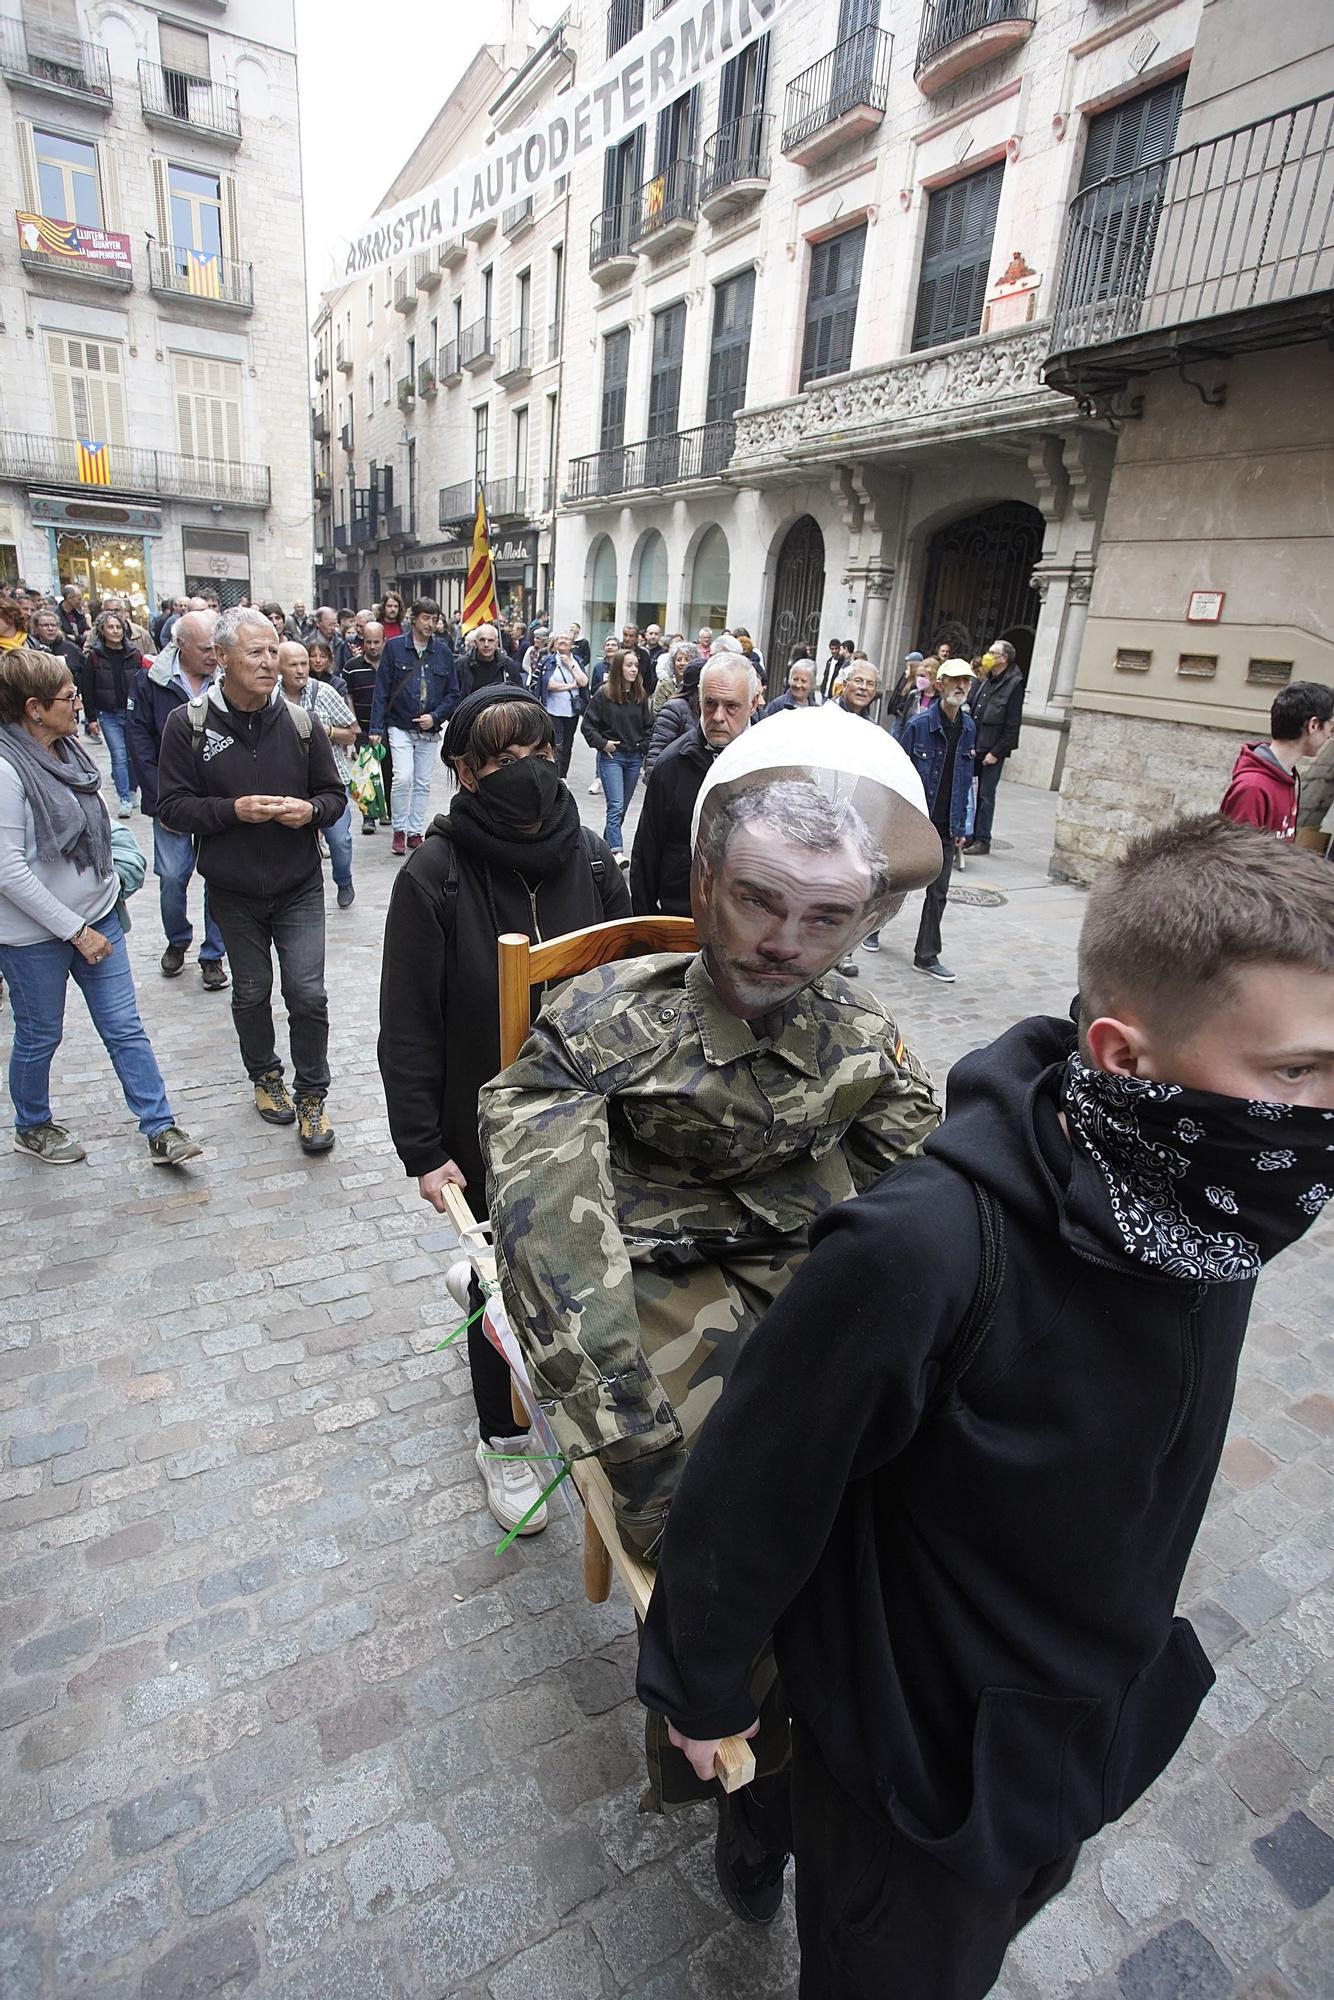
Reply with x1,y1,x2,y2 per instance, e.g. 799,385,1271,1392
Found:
510,1378,528,1429
582,1510,613,1603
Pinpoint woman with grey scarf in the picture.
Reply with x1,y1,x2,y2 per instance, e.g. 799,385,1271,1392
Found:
0,648,200,1167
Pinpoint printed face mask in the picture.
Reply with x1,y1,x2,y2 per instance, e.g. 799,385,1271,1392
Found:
1060,1054,1334,1281
475,755,561,830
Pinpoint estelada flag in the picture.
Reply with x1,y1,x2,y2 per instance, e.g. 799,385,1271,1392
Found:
461,488,498,632
185,249,221,299
77,439,111,487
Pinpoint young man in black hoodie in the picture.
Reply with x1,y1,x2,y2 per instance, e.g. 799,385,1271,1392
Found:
638,816,1334,1998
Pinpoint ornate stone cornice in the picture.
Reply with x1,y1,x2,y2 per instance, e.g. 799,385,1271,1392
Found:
731,323,1068,471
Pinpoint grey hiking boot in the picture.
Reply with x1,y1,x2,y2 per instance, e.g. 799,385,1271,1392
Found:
14,1122,86,1165
148,1125,204,1166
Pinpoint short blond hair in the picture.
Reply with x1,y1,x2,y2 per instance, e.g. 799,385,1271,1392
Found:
0,647,72,723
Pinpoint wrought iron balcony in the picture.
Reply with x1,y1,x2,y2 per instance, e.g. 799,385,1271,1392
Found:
138,60,240,142
460,316,493,369
607,0,643,59
438,235,466,269
350,511,375,547
542,474,557,512
393,267,415,313
312,409,330,442
0,19,111,104
439,339,462,383
418,358,437,398
314,352,329,382
314,469,331,500
782,27,892,167
631,159,699,253
700,113,773,220
147,241,253,310
547,318,561,362
496,325,532,385
397,374,415,413
0,429,270,505
503,196,534,235
332,524,350,550
565,419,736,502
486,477,528,518
914,0,1035,97
1046,91,1334,398
339,423,353,452
590,201,636,284
414,249,440,290
437,476,529,528
335,337,351,372
438,478,475,527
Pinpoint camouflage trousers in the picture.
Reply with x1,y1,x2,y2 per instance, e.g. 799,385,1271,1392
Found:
627,1235,807,1453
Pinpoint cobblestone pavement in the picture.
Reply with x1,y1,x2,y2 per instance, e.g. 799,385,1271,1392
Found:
1,737,1331,2000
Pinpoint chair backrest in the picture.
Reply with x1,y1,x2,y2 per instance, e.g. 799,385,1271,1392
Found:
497,915,697,1066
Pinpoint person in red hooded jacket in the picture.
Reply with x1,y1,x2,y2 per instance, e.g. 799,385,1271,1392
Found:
1220,682,1333,837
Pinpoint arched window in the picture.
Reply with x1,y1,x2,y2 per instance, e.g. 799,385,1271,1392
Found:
588,535,617,638
635,530,667,631
687,524,729,635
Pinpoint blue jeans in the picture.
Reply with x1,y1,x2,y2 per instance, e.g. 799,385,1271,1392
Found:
153,821,225,961
388,726,437,835
598,749,642,852
973,756,1005,843
0,905,175,1136
325,800,353,889
98,710,133,805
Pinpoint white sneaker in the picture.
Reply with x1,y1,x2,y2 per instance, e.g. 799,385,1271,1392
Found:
476,1435,548,1535
587,780,600,795
444,1258,472,1310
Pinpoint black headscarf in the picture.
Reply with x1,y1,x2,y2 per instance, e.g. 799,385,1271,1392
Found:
443,685,582,883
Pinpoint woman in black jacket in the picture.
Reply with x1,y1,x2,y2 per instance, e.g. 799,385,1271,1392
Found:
580,648,653,858
377,686,629,1535
79,609,142,817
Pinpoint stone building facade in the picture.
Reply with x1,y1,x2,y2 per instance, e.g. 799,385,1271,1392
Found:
0,0,309,610
312,17,569,628
551,0,1204,791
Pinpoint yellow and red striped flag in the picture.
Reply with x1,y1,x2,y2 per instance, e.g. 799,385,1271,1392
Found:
185,249,221,298
461,488,498,632
77,438,111,487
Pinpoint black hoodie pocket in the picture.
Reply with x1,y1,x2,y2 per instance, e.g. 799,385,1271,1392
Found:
1100,1617,1215,1827
887,1686,1098,1893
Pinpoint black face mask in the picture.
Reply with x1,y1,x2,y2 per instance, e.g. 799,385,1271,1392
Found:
474,755,562,831
1060,1053,1334,1282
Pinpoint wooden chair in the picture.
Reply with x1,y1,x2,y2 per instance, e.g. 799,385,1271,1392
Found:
440,914,756,1793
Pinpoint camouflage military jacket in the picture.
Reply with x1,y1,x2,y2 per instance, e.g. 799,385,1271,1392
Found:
480,952,939,1460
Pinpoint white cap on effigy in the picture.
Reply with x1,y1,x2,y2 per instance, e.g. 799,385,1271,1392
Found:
691,703,930,849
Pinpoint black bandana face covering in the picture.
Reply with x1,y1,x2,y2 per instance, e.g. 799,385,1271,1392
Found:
475,756,562,832
1060,1054,1334,1282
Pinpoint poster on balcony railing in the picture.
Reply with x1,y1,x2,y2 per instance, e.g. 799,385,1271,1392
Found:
335,0,796,278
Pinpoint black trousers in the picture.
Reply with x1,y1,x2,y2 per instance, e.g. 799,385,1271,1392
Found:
550,713,578,777
467,1274,525,1440
209,877,330,1099
791,1719,1080,2000
913,832,954,966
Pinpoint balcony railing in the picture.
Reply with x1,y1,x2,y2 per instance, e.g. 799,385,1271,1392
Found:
590,200,635,273
607,0,643,59
147,241,253,309
332,524,350,550
700,113,773,208
314,352,329,382
631,159,699,247
548,318,561,362
0,19,111,102
414,248,440,290
439,339,461,382
350,513,375,547
312,410,330,442
782,27,892,158
339,424,353,452
438,235,466,268
915,0,1036,91
335,337,351,372
566,419,736,501
503,196,534,235
393,268,415,312
397,374,415,412
138,60,240,141
496,325,532,382
460,316,493,368
418,358,437,398
437,476,529,527
1047,92,1334,384
0,429,270,505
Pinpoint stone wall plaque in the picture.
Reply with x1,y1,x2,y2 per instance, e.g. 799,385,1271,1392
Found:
1114,647,1152,673
1247,658,1293,687
1177,654,1218,679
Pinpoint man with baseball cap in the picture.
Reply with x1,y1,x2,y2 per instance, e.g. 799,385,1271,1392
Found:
900,658,978,982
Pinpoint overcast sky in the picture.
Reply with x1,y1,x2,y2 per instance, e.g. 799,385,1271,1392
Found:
295,0,485,313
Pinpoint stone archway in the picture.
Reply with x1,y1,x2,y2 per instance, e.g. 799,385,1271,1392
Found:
917,501,1043,677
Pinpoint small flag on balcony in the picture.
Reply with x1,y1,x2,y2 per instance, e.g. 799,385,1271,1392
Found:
77,439,111,487
645,175,665,217
461,489,498,632
185,249,221,298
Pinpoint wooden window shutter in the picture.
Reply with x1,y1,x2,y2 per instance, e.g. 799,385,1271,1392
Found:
223,175,240,265
16,121,39,210
151,156,170,242
45,332,77,441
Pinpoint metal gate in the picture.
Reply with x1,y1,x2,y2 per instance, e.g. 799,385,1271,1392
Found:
917,501,1042,673
767,515,826,667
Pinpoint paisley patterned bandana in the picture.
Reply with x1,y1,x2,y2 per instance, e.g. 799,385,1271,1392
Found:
1060,1054,1334,1282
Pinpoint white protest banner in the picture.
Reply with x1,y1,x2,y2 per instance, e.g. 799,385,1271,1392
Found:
336,0,796,278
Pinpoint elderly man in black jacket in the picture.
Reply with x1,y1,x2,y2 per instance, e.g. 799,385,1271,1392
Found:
631,656,756,917
964,640,1025,855
156,607,347,1154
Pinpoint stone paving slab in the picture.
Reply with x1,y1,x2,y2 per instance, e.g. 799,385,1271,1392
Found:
0,738,1330,1998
